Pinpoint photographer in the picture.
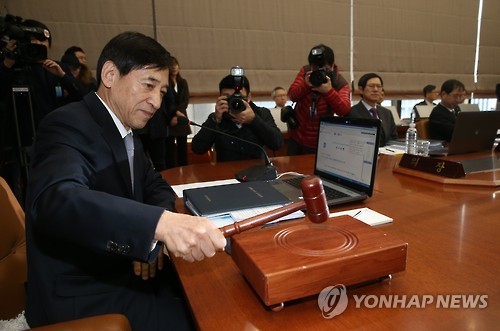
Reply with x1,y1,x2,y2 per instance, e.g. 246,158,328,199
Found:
0,17,85,200
0,18,85,127
191,67,283,162
286,44,350,155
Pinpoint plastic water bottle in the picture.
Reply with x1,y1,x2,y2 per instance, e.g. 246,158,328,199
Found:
405,122,418,155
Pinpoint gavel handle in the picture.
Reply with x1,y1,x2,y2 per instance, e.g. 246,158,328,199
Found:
220,200,306,237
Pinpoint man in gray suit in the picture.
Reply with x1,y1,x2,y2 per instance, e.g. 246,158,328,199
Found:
347,73,397,146
25,31,226,330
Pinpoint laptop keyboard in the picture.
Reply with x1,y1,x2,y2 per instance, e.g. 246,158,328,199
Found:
282,177,349,200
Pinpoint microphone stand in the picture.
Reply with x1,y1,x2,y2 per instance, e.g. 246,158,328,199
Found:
182,117,278,181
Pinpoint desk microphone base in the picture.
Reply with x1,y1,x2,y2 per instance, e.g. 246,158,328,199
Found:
231,215,408,308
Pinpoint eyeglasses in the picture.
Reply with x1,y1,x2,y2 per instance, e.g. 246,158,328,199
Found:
366,84,383,90
449,93,466,100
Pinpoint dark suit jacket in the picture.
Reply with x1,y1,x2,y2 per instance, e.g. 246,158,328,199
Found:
429,103,458,142
347,102,398,146
25,93,179,330
167,77,191,137
191,101,284,162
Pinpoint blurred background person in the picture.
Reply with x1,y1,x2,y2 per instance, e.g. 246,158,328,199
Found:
287,44,350,155
165,57,191,168
412,84,439,120
0,17,84,201
64,45,97,93
429,79,466,142
270,86,288,132
348,73,397,147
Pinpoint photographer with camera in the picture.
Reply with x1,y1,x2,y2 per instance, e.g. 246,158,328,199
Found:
1,18,85,126
286,44,350,155
191,67,283,162
0,17,85,200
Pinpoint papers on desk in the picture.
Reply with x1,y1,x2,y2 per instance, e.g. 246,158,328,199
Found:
379,144,406,155
171,179,239,198
207,204,305,228
330,207,393,226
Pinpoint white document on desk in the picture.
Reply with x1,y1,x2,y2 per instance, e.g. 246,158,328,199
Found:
379,145,406,155
330,207,393,226
171,179,239,198
208,204,305,228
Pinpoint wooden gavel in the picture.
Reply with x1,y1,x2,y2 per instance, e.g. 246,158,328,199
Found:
220,176,329,237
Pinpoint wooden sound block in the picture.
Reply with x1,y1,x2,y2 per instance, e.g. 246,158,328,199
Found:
231,215,408,307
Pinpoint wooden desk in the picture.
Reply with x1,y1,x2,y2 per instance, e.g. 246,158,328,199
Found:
161,155,500,330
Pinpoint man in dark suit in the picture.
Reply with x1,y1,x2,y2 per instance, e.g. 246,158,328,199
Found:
429,79,466,142
347,73,397,146
412,84,439,120
25,31,226,330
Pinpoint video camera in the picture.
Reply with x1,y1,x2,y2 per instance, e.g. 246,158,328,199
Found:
308,46,333,87
0,14,49,64
226,66,248,113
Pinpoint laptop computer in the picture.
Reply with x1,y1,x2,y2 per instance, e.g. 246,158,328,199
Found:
458,103,480,112
415,105,434,118
269,115,381,206
429,111,500,156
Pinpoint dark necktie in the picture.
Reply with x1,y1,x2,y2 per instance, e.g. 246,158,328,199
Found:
369,108,379,119
124,133,134,192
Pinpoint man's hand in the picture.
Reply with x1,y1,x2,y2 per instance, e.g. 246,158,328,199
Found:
312,75,333,94
305,70,333,94
155,210,227,263
41,59,65,78
133,245,165,280
214,95,229,123
228,100,255,125
170,110,186,126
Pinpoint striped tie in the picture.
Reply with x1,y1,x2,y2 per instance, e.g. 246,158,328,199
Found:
369,108,379,119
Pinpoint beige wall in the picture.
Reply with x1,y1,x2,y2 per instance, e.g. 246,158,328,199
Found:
2,0,499,100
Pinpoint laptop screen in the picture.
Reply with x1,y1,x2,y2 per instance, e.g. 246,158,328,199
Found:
315,116,380,194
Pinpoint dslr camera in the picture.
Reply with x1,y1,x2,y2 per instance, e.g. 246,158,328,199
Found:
226,66,248,113
0,14,49,64
308,46,333,87
280,105,298,129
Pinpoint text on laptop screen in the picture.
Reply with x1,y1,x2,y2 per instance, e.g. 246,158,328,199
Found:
316,121,378,188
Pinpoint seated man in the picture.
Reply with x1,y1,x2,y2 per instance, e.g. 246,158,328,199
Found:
191,71,283,161
429,79,466,142
412,84,439,120
347,73,397,146
25,31,226,330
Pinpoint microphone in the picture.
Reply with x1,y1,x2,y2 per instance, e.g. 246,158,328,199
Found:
179,116,278,182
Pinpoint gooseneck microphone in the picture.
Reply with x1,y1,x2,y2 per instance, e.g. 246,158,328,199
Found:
179,116,278,182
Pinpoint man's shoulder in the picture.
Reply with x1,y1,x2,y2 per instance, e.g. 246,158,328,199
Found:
349,102,365,113
41,94,96,127
250,103,272,116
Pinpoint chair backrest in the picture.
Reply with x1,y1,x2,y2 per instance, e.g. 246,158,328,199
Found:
415,119,431,139
0,176,27,320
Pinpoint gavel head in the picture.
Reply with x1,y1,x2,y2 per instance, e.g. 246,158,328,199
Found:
300,175,329,223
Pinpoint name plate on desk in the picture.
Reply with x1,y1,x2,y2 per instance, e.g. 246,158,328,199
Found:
398,154,466,178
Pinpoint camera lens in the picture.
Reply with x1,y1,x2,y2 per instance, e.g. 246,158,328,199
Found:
229,97,245,112
310,70,327,87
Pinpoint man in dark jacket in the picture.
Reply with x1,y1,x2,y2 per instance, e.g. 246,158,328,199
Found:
429,79,466,142
191,72,283,162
